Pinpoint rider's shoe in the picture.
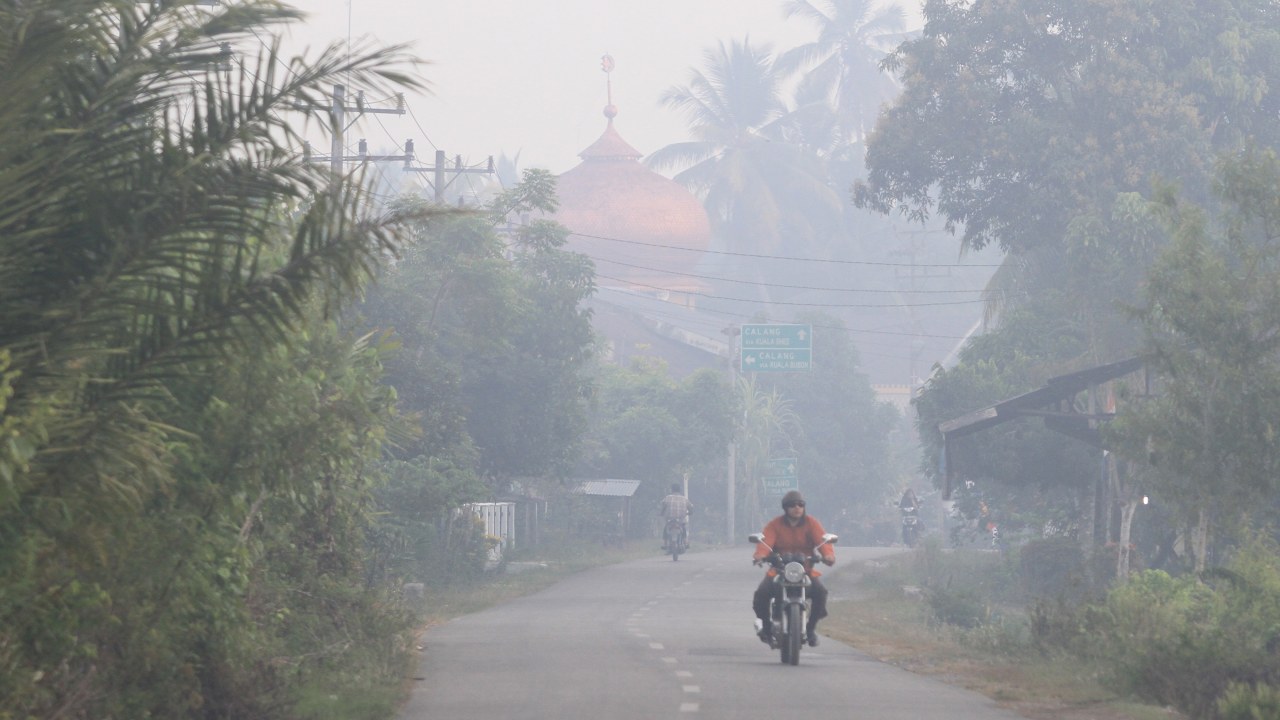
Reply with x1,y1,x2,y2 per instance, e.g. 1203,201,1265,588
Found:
806,632,819,647
756,621,772,644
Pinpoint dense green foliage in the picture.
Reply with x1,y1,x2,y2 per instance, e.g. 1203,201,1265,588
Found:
357,172,596,488
576,360,734,537
760,313,900,522
868,0,1280,549
1110,149,1280,548
355,174,598,578
0,0,442,716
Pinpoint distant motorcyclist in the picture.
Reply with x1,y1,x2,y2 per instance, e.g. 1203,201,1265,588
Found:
899,488,919,514
899,488,922,546
659,483,692,550
752,490,835,647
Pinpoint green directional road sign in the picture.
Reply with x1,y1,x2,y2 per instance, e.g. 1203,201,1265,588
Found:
741,349,811,372
740,324,812,372
766,457,798,478
762,457,798,498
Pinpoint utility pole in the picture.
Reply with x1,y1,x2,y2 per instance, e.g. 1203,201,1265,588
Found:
402,148,495,204
722,324,741,544
299,84,494,201
301,85,410,177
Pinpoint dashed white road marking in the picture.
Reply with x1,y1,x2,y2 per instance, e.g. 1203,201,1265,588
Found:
649,642,664,650
682,685,701,693
662,656,678,664
679,702,700,712
675,670,693,678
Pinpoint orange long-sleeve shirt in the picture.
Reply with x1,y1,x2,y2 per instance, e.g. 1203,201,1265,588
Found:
753,514,835,570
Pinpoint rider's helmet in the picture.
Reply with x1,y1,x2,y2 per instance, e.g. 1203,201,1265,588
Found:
781,490,805,511
671,483,682,493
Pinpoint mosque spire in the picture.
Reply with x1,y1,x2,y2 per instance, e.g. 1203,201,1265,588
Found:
601,53,618,121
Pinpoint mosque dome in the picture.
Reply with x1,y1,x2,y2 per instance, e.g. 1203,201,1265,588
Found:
553,74,711,299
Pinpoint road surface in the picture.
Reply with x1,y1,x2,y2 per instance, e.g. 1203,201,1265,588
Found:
398,546,1029,720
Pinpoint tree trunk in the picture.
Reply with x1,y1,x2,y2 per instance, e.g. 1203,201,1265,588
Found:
1192,508,1210,574
1117,499,1138,579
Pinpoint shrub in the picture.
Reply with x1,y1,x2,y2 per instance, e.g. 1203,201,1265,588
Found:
1020,536,1093,602
1082,536,1280,718
927,585,989,628
1218,682,1280,720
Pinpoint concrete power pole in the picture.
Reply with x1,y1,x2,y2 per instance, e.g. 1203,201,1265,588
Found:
403,148,496,204
301,84,494,199
301,85,411,176
722,325,741,544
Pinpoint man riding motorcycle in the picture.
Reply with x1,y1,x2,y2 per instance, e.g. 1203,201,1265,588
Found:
752,490,835,647
659,483,692,551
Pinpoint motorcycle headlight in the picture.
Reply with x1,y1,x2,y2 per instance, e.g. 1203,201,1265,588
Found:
783,561,806,583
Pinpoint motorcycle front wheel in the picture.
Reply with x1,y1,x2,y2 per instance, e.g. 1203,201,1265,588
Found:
783,603,802,665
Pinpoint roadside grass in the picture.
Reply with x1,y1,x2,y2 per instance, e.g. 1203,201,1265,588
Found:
822,548,1184,720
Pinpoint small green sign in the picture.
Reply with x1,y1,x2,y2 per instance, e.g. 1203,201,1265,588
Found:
762,457,798,498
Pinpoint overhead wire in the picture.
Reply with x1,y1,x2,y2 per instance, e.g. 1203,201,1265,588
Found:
585,255,1007,295
569,230,1002,268
592,273,990,309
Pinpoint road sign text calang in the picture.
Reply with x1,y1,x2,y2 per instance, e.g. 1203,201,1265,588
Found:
740,324,812,373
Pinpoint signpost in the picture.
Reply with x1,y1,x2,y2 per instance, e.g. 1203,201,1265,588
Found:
740,324,812,373
762,457,798,499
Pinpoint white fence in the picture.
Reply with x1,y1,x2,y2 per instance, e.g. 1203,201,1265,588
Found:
462,502,516,566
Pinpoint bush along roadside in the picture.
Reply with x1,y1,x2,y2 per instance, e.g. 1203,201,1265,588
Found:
824,534,1280,720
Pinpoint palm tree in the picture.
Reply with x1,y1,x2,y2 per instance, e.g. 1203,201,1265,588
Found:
647,38,843,301
1,0,423,493
735,374,800,531
777,0,907,146
0,2,426,713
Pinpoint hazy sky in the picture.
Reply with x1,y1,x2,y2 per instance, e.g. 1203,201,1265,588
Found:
285,0,923,176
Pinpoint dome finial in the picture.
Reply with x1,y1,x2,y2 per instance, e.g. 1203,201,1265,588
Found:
601,53,618,120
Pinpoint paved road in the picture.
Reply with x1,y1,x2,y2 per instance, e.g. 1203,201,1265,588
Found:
398,546,1029,720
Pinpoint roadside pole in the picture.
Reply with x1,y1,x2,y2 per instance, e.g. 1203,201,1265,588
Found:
722,325,740,545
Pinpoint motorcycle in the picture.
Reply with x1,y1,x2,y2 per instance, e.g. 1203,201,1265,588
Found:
900,506,921,547
663,519,688,561
748,531,838,666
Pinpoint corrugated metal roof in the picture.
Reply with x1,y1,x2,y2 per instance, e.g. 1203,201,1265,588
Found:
578,478,641,497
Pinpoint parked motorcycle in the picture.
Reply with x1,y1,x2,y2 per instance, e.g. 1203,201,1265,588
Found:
748,531,838,666
663,519,688,561
901,506,921,547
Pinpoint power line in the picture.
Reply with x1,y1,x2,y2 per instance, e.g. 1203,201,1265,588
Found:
585,255,1012,295
593,290,972,340
570,231,1003,268
592,273,991,309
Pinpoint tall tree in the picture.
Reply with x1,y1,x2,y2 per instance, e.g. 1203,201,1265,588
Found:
648,37,844,298
736,374,801,530
777,0,907,146
763,312,900,521
576,360,734,530
854,0,1280,362
0,0,425,715
357,170,597,488
1112,149,1280,571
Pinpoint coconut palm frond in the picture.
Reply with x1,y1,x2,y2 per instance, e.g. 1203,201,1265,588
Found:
646,141,721,174
0,0,430,495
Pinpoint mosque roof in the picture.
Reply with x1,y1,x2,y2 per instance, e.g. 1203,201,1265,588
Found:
554,117,711,294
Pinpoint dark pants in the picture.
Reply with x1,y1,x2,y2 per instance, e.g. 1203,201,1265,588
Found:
753,574,828,630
